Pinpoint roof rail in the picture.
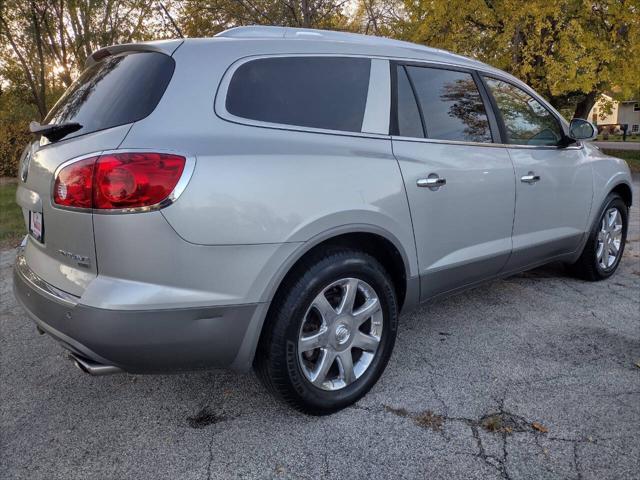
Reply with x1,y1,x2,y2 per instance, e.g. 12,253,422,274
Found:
217,26,436,52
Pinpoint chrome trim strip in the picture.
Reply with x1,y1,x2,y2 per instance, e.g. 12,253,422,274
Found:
15,253,79,307
361,59,391,135
390,135,584,150
391,135,507,148
50,149,197,215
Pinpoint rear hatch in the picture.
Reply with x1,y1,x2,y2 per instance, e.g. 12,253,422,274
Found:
16,48,177,297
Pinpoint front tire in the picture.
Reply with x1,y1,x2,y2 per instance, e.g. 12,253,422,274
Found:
569,193,628,281
254,248,398,415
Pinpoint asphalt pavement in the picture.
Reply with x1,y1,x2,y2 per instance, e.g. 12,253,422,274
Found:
1,181,638,480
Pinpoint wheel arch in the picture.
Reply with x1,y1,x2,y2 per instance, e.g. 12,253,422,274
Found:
241,225,418,372
261,225,418,314
610,181,633,208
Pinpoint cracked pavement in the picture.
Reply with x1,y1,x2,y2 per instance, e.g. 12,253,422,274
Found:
1,179,639,480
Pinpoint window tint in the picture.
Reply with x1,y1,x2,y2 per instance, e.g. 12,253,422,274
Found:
396,66,424,138
45,52,175,140
484,78,563,146
404,66,492,142
226,57,371,132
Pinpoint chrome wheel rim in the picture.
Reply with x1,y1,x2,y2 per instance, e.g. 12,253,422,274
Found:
596,207,623,270
297,278,383,391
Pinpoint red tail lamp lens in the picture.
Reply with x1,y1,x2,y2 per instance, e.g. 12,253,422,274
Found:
53,157,98,208
53,153,186,210
93,153,186,209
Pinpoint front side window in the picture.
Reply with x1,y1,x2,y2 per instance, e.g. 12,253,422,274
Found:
484,78,563,146
226,56,371,132
398,65,492,143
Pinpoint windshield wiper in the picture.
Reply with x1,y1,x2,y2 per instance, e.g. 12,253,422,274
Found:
29,121,82,142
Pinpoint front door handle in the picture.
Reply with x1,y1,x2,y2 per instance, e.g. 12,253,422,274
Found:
521,172,540,184
417,175,446,189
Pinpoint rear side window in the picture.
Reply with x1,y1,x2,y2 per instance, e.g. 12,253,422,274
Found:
396,66,425,138
402,66,492,143
44,52,175,140
226,57,371,132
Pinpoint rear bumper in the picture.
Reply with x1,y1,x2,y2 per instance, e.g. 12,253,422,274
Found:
13,253,262,373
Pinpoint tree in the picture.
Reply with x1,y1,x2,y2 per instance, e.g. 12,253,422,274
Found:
178,0,353,37
351,0,404,36
397,0,640,119
0,1,49,118
0,0,164,120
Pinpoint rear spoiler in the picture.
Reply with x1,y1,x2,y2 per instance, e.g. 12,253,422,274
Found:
85,39,184,69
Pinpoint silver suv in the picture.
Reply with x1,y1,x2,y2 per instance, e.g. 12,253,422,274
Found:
14,26,633,414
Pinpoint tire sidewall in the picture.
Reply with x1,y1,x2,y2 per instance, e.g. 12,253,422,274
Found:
281,254,397,412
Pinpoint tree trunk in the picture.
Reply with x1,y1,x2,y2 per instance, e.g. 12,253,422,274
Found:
301,0,311,27
573,91,598,120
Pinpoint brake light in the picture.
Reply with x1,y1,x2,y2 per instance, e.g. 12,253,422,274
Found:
53,153,186,210
53,157,97,208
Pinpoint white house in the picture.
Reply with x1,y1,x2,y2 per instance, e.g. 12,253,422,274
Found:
589,95,640,134
617,101,640,134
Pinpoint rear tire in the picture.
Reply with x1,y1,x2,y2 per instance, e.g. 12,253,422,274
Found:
568,193,628,281
254,248,398,415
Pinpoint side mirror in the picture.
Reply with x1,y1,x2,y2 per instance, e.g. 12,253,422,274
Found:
568,118,597,141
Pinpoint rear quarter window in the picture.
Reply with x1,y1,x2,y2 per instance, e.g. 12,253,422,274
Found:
44,51,175,140
225,56,371,133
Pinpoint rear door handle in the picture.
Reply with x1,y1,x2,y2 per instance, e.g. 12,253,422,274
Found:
417,175,446,189
521,172,540,184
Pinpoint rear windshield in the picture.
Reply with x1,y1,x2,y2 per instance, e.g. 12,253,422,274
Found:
226,56,371,132
44,51,175,140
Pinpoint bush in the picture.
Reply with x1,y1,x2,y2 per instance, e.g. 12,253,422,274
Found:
0,89,36,178
0,121,30,177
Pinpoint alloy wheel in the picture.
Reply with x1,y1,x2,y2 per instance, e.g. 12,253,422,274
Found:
596,207,623,270
297,278,383,391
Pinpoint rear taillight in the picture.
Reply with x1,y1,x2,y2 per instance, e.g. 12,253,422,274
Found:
54,157,97,208
53,152,186,210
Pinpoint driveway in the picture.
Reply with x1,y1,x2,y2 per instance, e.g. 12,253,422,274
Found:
1,182,639,480
593,141,640,151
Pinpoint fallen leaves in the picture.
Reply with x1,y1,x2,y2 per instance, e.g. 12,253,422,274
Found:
414,410,445,432
532,422,549,433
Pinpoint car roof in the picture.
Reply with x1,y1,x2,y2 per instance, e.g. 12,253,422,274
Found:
92,26,507,77
91,26,524,95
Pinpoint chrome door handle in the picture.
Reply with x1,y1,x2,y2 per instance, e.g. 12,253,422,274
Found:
417,175,446,189
520,172,540,184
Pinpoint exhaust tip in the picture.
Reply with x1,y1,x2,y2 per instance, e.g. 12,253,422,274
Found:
69,354,123,376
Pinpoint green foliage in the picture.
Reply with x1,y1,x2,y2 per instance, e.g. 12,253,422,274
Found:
178,0,354,37
397,0,640,118
0,181,25,247
0,86,36,177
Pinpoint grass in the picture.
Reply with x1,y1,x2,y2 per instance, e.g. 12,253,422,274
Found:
596,134,640,142
601,149,640,173
0,180,25,248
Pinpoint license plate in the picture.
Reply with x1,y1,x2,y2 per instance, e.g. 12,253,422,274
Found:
29,211,44,242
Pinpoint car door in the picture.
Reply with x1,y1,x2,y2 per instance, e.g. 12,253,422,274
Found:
481,77,593,272
391,63,516,301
